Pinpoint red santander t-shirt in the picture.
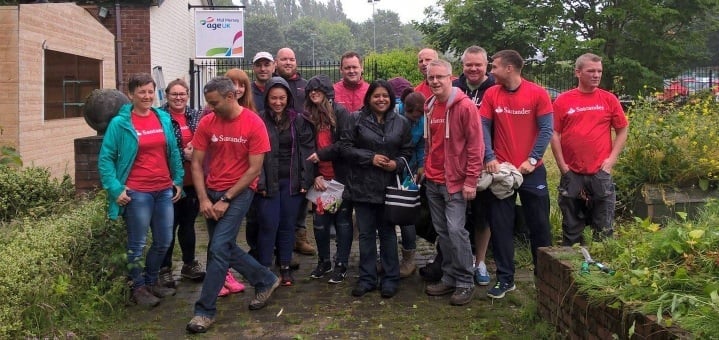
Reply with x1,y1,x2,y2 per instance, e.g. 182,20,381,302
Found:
424,101,447,184
126,112,173,191
479,79,553,168
191,108,270,192
316,127,335,179
553,88,628,174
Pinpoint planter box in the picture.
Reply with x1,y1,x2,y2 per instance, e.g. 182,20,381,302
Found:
633,184,718,223
536,247,691,339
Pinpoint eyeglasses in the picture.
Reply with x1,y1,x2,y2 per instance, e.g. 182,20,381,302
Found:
427,74,451,82
169,92,188,98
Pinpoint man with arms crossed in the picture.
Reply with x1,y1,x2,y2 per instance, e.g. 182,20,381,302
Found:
186,77,279,333
550,53,628,246
480,50,553,299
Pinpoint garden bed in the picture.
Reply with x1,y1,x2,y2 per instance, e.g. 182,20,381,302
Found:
536,247,691,339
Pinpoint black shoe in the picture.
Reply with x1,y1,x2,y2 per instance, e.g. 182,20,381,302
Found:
351,284,375,297
310,260,332,279
380,286,397,298
280,266,294,286
328,263,347,284
419,263,443,282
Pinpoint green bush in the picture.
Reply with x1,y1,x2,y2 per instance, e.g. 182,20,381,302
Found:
614,93,719,214
0,166,74,222
365,49,424,85
0,193,127,338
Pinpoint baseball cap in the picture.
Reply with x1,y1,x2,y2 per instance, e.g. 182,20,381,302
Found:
252,52,274,63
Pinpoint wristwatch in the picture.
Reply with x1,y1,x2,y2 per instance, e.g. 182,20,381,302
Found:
528,157,538,166
220,195,232,203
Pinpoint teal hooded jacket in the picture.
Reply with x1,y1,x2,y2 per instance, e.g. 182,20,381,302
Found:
98,103,184,220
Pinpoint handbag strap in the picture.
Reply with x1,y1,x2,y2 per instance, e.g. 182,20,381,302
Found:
398,157,415,184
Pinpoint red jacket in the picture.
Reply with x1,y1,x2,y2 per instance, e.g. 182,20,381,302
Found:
333,80,369,113
423,88,484,194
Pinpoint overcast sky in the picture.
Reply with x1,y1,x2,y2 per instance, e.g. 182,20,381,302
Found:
341,0,438,24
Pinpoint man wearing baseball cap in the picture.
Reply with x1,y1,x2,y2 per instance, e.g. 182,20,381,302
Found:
251,52,275,112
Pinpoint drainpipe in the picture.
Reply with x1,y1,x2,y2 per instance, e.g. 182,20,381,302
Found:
115,0,123,91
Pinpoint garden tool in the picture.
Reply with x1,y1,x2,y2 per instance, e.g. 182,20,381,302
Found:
580,247,615,275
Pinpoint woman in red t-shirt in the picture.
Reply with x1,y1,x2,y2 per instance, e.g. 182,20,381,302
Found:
98,73,184,307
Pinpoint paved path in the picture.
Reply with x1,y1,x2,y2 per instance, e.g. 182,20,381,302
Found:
110,214,536,339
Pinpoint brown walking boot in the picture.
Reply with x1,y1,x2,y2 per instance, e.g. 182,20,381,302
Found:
399,248,417,278
294,228,316,255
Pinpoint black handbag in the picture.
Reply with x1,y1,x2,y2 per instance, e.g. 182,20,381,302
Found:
384,157,421,226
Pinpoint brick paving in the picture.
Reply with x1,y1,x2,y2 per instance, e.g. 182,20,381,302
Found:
110,212,535,339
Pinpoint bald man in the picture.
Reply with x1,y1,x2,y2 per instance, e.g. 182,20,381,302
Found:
414,48,439,98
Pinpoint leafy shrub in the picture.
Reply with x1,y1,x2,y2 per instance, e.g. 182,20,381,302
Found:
0,166,74,222
576,201,719,338
365,49,424,85
614,93,719,213
0,193,127,338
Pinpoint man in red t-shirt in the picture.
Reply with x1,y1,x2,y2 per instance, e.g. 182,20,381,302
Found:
186,77,279,334
422,59,484,306
480,50,554,299
550,53,629,246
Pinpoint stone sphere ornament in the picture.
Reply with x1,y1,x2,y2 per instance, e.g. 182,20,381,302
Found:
83,89,130,135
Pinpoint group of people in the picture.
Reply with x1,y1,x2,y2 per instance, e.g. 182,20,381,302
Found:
97,44,628,333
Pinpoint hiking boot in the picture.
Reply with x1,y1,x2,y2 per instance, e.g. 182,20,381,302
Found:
399,248,417,278
223,271,245,294
280,266,294,286
186,315,214,334
294,228,316,255
487,281,516,299
450,286,474,306
181,260,206,281
131,286,160,307
425,282,454,296
474,267,491,286
328,263,347,284
310,260,332,279
150,283,176,298
249,277,280,310
158,267,175,288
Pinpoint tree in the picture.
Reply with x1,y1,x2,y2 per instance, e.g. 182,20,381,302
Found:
244,14,285,59
416,0,719,95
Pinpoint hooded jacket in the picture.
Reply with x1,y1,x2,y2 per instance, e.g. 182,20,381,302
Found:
301,75,353,199
452,73,496,107
423,88,485,194
274,71,308,113
342,105,413,204
98,104,184,219
257,77,313,196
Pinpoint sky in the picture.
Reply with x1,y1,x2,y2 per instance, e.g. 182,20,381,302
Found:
341,0,438,24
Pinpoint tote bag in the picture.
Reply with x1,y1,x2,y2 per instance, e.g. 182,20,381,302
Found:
384,157,421,226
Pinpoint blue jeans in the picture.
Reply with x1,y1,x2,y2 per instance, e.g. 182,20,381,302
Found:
256,179,303,267
355,202,399,291
194,189,278,318
123,187,174,289
313,200,353,265
488,165,552,284
425,181,474,289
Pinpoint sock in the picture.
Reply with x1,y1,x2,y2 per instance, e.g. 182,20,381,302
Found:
476,261,488,274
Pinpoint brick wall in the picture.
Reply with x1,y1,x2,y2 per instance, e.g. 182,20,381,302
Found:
93,4,152,92
12,3,115,179
536,247,691,339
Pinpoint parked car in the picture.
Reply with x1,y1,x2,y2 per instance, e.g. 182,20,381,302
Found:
662,81,688,101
